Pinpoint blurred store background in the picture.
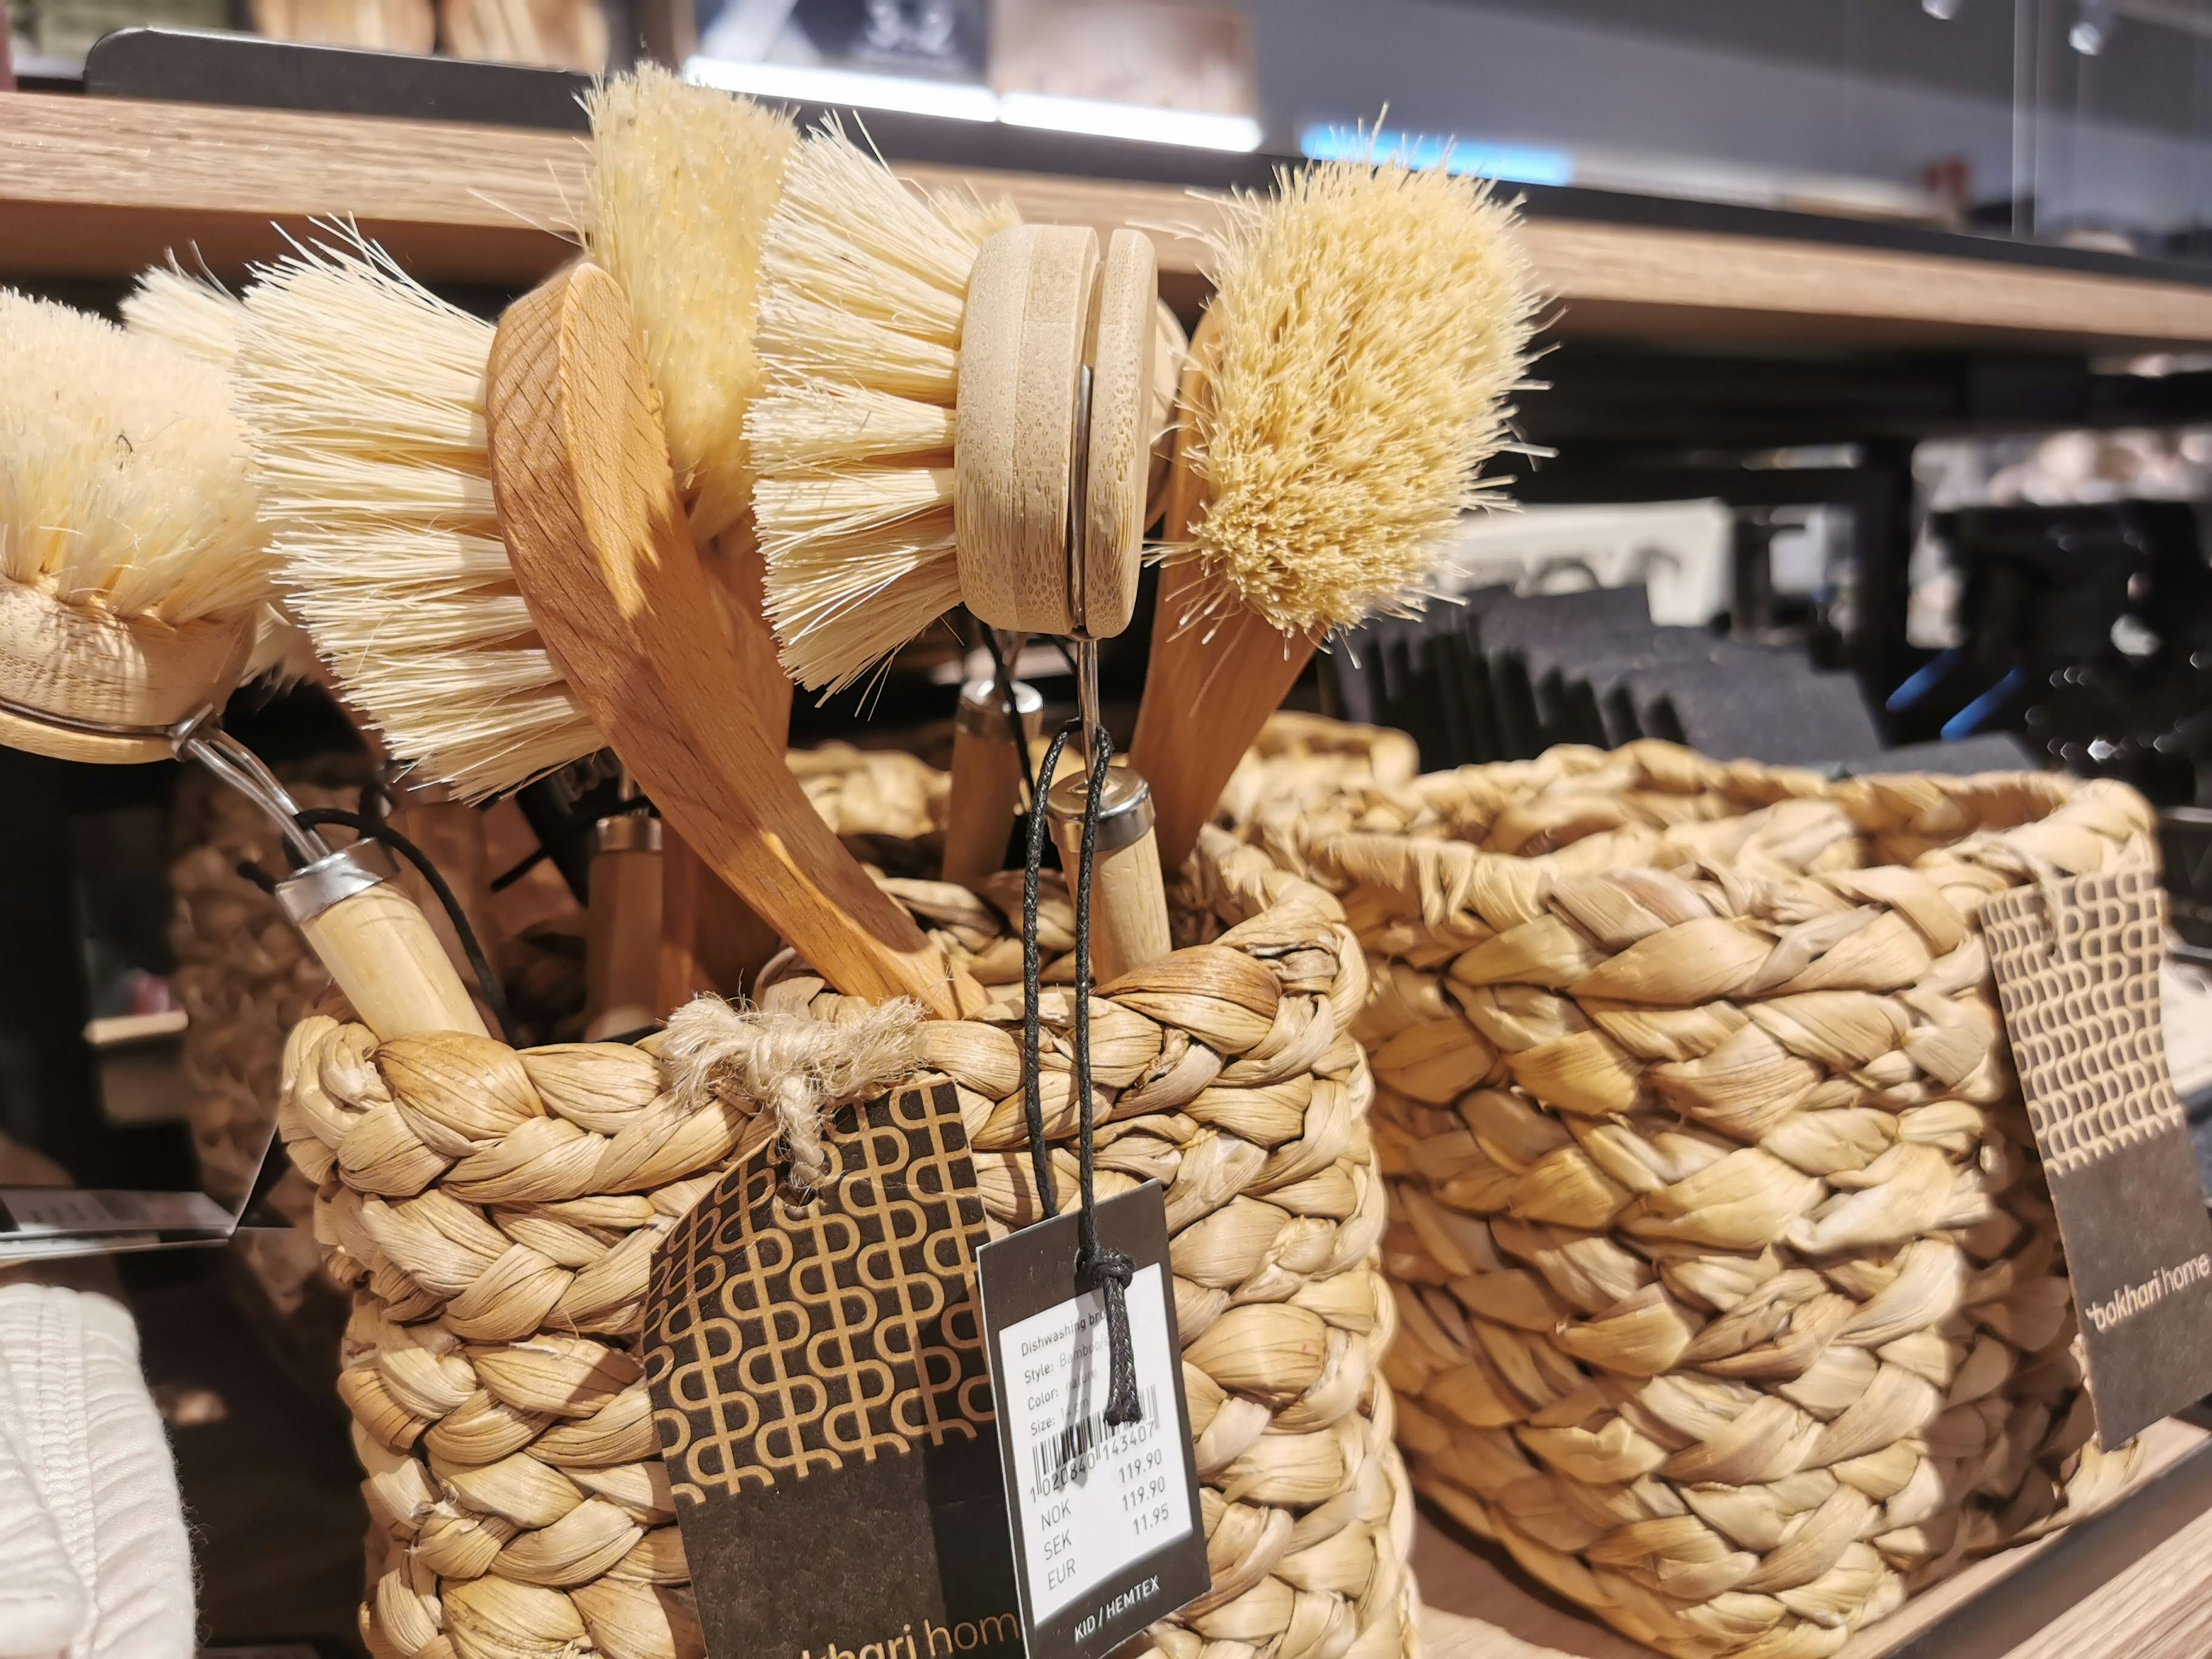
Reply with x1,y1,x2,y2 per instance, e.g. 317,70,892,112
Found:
20,0,2212,1198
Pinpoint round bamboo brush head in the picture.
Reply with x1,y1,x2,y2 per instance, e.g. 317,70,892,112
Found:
1171,158,1540,640
0,288,270,760
234,233,601,801
747,119,1019,695
586,65,797,544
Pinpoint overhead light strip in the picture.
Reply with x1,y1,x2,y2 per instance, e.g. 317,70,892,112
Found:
684,58,999,122
1300,124,1575,185
684,58,1263,151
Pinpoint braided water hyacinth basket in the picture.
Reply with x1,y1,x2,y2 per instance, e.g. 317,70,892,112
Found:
275,827,1418,1659
1228,733,2156,1658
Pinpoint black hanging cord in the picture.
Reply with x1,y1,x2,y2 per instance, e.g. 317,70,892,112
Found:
294,807,522,1048
1070,723,1139,1427
490,846,552,893
981,629,1038,813
1015,718,1140,1429
1018,719,1080,1217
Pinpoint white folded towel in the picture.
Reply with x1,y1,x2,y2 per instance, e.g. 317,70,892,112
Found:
0,1285,195,1659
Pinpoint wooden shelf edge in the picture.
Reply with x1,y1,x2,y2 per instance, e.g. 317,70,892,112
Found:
13,91,2212,349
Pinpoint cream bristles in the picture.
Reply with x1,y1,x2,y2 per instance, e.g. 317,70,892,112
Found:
0,289,268,625
1173,160,1540,639
121,262,245,366
748,120,1017,695
123,263,321,687
233,235,600,801
585,65,797,544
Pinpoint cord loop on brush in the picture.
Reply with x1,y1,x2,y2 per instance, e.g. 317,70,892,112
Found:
1018,718,1141,1428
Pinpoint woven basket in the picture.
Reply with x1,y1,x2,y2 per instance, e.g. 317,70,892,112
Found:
1218,715,1421,846
1222,733,2154,1659
275,827,1419,1659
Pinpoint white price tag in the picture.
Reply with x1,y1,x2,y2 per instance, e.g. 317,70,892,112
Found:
977,1182,1210,1659
998,1263,1191,1620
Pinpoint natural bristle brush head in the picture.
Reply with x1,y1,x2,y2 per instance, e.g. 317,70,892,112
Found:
123,263,323,690
3,283,488,1043
0,288,271,760
748,119,1021,695
586,64,797,544
234,233,604,801
1130,157,1540,873
239,71,801,801
1172,158,1541,638
121,263,246,366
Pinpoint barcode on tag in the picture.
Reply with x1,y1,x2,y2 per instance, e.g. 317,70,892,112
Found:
1036,1386,1159,1494
996,1265,1192,1621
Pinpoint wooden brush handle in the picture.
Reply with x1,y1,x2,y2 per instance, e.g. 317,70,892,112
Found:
585,816,662,1040
1080,229,1159,638
658,827,785,1008
485,262,974,1020
958,225,1099,637
1047,769,1172,983
290,863,490,1039
1130,316,1319,872
656,527,791,1010
943,677,1041,885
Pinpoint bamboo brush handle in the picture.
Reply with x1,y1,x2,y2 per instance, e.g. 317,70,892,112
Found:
1047,768,1172,983
1144,298,1189,528
584,816,662,1040
1130,315,1318,872
942,676,1041,885
485,262,976,1020
656,526,791,1010
286,852,490,1039
658,828,785,1008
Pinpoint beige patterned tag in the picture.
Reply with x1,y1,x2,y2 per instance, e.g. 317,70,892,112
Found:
642,1081,1021,1658
1984,864,2212,1445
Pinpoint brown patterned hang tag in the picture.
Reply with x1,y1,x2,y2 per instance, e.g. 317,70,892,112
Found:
1984,863,2212,1446
642,1080,1022,1659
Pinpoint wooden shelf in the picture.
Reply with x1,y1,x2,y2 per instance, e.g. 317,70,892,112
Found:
12,90,2212,351
1419,1414,2212,1659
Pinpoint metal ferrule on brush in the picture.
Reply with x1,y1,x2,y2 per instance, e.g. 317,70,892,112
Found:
593,813,662,856
275,839,400,926
1046,766,1154,855
956,676,1043,738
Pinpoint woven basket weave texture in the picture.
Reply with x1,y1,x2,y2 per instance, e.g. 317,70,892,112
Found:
276,821,1418,1659
1225,729,2154,1659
